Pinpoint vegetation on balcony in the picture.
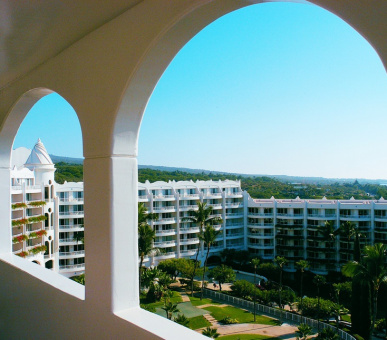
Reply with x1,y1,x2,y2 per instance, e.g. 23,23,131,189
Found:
12,218,29,227
28,215,47,223
28,201,46,207
28,230,47,238
12,234,28,244
16,251,29,258
11,202,27,210
29,245,47,255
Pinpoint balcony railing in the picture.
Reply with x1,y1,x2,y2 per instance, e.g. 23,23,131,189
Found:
59,250,85,256
155,229,176,234
59,224,84,229
153,194,175,199
59,211,84,216
59,264,85,270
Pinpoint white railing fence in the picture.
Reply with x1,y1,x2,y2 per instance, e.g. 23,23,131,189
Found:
203,289,355,340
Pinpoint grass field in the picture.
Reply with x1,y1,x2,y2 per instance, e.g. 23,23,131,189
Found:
140,290,182,309
188,315,212,330
219,335,278,340
203,306,277,325
189,296,221,306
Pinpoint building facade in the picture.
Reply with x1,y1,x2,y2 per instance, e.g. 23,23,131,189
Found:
11,140,387,277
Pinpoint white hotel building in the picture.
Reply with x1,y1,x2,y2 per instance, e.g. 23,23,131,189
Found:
11,140,387,277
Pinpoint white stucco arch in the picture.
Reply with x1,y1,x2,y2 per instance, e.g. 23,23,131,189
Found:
0,1,386,339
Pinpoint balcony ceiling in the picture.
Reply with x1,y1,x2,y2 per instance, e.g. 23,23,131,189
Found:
0,0,143,90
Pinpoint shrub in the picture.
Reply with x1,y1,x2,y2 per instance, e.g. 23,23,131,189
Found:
374,319,386,333
11,202,27,209
220,316,237,324
140,304,156,313
28,201,46,207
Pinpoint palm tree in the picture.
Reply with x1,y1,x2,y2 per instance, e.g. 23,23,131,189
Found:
199,224,221,300
162,301,180,320
296,259,309,314
317,221,336,271
251,258,260,322
138,202,158,291
313,275,326,331
316,327,339,340
174,314,189,327
342,243,387,331
338,221,356,249
202,327,220,339
183,202,222,296
274,256,288,324
296,323,313,340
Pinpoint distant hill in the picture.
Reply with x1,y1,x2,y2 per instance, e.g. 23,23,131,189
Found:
50,155,84,165
49,155,387,185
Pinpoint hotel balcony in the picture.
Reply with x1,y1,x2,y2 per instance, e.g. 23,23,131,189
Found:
58,197,84,204
248,212,273,218
375,215,387,221
154,240,176,248
180,249,197,256
59,211,84,217
247,242,274,249
203,192,222,199
152,194,175,201
138,194,149,202
307,214,336,220
59,263,85,273
226,223,244,229
59,250,85,259
179,193,200,200
179,204,198,211
340,214,371,221
249,233,274,239
155,229,176,236
225,212,244,219
226,191,243,198
59,238,79,245
155,252,176,260
277,213,304,219
179,238,199,245
226,232,244,239
152,205,176,212
153,217,176,224
59,224,84,232
225,202,243,208
179,226,200,234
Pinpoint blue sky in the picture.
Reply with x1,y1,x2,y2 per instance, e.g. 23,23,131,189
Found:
13,2,387,180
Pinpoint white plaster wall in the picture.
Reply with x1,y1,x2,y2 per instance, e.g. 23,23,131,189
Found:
0,0,386,338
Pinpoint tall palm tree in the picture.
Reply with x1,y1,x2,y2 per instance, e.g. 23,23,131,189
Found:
199,224,221,300
274,256,288,324
183,202,223,296
296,259,309,314
138,202,158,291
251,258,260,321
313,275,326,331
317,221,336,271
342,243,387,331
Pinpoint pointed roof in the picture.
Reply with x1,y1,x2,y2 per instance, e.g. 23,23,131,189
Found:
25,139,53,166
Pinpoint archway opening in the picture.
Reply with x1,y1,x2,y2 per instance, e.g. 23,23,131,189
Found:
11,91,84,281
134,1,387,310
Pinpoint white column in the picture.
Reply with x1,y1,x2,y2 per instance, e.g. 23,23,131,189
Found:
0,167,11,253
84,155,138,312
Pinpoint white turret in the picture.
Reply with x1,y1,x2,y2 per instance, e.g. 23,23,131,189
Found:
25,139,55,185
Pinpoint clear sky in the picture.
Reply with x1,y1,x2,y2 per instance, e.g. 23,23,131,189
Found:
13,2,387,180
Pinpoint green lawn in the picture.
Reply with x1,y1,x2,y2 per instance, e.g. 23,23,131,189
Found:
219,335,278,340
203,306,277,325
189,296,221,306
140,291,182,309
188,315,211,330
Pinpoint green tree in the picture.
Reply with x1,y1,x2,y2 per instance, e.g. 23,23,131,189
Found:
318,221,336,271
199,224,222,300
316,327,339,340
178,258,203,292
251,258,260,322
296,323,313,340
231,280,255,299
138,202,158,291
162,301,180,320
174,314,189,327
157,259,180,280
343,243,387,332
202,326,220,339
313,275,326,330
296,259,309,314
183,202,222,296
274,256,288,324
208,265,235,291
